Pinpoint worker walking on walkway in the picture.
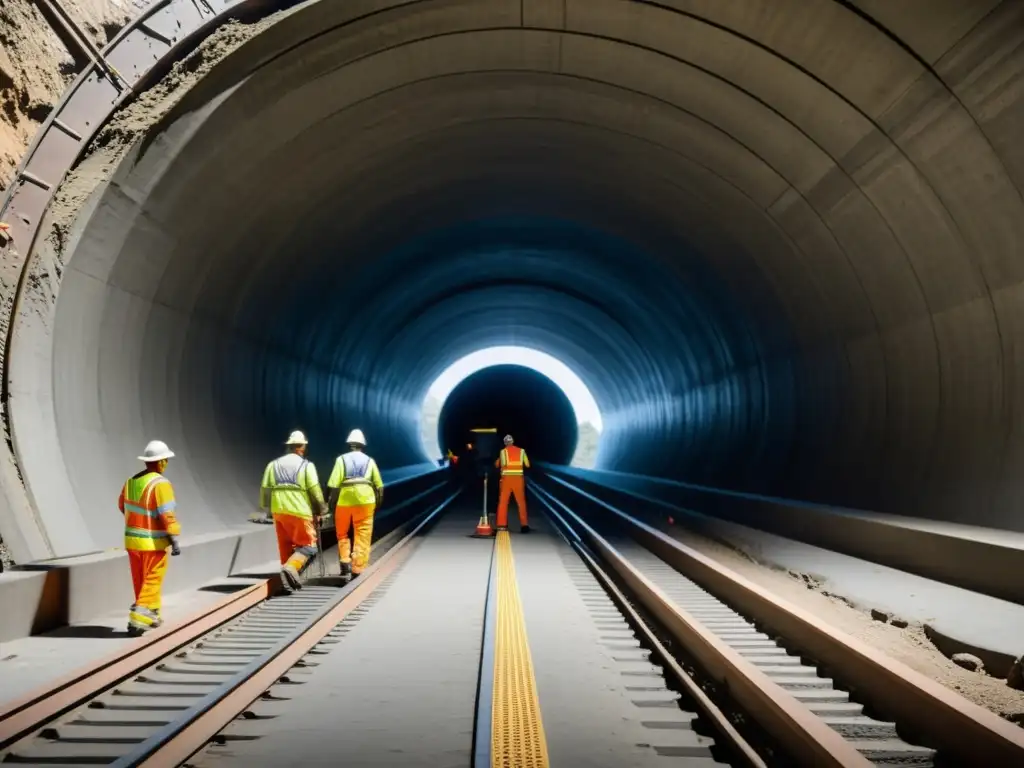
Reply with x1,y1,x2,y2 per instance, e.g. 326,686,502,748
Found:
326,429,383,583
495,434,531,533
260,430,326,592
119,440,181,636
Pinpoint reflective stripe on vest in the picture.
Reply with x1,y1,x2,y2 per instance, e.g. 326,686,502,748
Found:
123,474,171,539
270,455,309,491
499,446,525,476
341,453,373,486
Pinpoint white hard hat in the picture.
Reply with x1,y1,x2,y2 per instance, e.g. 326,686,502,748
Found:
346,429,367,446
285,430,308,445
138,440,175,462
503,434,514,445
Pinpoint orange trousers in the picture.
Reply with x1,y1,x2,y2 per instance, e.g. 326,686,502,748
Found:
335,504,375,574
274,513,319,572
128,549,169,630
496,476,527,528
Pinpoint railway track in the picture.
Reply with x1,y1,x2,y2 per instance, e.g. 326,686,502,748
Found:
7,472,1021,767
534,475,1024,767
0,489,458,767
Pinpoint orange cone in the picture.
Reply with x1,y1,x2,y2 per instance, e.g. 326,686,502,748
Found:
474,514,493,537
472,474,493,537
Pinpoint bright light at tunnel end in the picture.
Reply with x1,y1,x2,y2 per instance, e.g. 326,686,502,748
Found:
420,346,603,467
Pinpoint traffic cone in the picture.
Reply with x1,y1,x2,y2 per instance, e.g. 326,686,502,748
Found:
474,513,493,537
472,474,493,537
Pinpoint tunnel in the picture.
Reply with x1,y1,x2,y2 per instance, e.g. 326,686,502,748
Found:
438,365,578,465
2,0,1024,564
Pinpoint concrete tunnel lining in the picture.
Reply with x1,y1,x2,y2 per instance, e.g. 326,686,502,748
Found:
2,0,1024,563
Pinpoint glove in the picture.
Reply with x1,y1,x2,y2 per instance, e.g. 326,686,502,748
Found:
169,536,181,556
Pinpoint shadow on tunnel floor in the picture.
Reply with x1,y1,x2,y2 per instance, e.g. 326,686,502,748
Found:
45,625,130,639
198,579,277,592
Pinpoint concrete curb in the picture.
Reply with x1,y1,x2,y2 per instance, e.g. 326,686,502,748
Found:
0,525,276,642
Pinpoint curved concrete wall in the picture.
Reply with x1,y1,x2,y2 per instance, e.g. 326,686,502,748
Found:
2,0,1023,559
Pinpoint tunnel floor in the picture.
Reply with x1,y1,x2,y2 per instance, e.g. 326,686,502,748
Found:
2,501,1023,726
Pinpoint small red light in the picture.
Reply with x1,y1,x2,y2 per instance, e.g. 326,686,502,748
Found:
667,516,674,525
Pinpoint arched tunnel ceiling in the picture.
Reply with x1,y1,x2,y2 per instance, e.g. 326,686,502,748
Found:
2,0,1023,562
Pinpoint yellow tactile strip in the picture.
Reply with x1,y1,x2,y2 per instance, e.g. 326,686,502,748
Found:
491,530,550,768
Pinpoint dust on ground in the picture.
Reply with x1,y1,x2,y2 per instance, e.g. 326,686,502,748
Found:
0,0,139,195
658,520,1024,724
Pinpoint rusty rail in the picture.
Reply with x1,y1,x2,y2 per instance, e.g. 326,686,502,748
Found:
115,494,452,767
0,580,270,749
0,485,456,760
534,483,871,767
540,473,1024,766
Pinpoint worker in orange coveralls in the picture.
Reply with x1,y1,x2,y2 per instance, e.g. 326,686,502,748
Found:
326,429,383,584
118,440,181,636
495,434,531,533
261,430,326,593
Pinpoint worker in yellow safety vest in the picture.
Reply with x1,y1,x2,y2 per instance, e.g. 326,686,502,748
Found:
495,434,531,533
326,429,383,583
261,430,326,592
118,440,181,636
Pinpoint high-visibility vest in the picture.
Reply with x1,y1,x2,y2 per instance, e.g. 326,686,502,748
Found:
498,446,529,476
261,453,323,519
328,451,383,507
121,472,180,551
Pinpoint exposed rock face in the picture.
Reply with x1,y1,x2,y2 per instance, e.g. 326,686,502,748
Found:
0,0,140,565
0,0,139,196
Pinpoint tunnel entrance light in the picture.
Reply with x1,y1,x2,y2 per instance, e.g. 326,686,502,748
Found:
419,346,603,468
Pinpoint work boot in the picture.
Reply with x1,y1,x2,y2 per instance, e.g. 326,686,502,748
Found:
520,525,531,534
126,624,146,638
339,561,352,585
281,564,303,592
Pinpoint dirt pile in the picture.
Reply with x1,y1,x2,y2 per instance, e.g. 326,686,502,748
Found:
0,0,137,196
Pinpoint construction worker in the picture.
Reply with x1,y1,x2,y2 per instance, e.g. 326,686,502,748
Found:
260,430,326,592
118,440,181,636
326,429,383,583
495,434,531,533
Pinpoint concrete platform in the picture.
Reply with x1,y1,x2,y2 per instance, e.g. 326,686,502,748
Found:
513,517,719,766
546,465,1024,608
0,467,447,643
192,505,491,768
0,524,279,644
546,470,1024,678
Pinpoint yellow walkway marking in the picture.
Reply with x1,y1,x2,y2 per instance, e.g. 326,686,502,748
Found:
492,530,550,768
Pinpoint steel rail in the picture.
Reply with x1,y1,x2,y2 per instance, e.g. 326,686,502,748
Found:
0,474,452,755
119,490,458,768
531,480,872,768
542,472,1024,766
534,487,768,768
0,580,269,749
